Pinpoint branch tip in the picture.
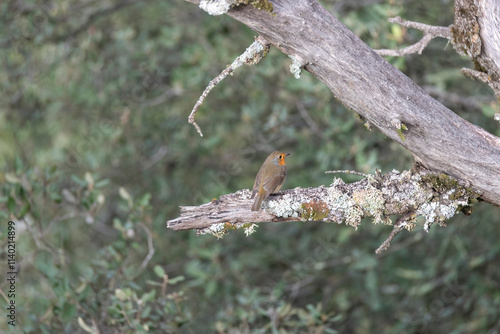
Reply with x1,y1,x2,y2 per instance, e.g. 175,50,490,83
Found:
325,170,370,178
375,213,414,254
187,39,268,138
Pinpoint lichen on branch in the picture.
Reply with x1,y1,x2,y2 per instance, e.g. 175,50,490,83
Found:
199,0,273,16
167,168,478,253
187,38,270,136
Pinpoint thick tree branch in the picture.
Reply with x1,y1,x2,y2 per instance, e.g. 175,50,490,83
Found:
183,0,500,206
376,1,500,98
167,168,477,252
452,0,500,98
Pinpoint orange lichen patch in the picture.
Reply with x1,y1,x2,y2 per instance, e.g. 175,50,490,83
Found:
300,200,330,221
224,222,237,230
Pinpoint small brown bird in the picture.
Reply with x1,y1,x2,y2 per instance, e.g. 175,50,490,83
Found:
251,151,290,211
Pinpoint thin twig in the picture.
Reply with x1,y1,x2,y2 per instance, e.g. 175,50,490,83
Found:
376,16,452,57
161,274,169,298
139,223,155,271
296,101,319,132
188,39,269,136
375,213,415,254
325,170,370,177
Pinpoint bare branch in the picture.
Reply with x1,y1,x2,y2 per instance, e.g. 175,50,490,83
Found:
325,169,372,178
461,67,500,95
376,16,452,56
375,213,415,254
139,224,155,271
452,0,500,98
188,38,269,136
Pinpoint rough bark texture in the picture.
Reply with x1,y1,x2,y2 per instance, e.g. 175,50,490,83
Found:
167,168,477,235
452,0,500,97
185,0,500,206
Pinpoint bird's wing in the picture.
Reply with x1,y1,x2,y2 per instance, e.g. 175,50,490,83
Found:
262,168,287,196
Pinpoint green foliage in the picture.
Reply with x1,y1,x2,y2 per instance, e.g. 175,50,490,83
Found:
0,0,499,333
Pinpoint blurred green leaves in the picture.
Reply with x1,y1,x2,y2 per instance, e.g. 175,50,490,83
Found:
0,0,498,333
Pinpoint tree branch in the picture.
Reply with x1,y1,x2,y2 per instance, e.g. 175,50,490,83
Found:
167,168,477,252
183,0,500,205
376,16,452,56
452,0,500,97
188,38,269,136
376,1,500,98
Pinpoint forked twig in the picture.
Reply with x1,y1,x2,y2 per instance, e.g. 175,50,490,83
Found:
376,16,452,57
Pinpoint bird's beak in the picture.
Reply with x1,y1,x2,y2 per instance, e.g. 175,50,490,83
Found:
286,153,291,156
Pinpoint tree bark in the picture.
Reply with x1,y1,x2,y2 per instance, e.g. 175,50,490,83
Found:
453,0,500,96
184,0,500,206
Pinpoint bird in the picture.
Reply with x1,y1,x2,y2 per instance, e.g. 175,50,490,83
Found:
251,151,290,211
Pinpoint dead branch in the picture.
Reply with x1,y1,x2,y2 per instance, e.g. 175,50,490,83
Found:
182,0,500,205
188,38,269,136
376,16,452,56
167,168,478,252
452,0,500,98
375,213,416,254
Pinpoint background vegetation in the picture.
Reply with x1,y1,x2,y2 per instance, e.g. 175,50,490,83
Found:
1,0,499,332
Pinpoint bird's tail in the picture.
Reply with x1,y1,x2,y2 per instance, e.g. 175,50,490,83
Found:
251,192,265,211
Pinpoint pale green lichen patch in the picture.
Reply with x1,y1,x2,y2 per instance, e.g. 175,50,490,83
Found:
198,222,259,238
289,55,302,79
327,178,364,229
243,223,258,236
265,192,303,217
417,188,469,232
352,187,389,225
199,0,234,15
199,0,274,16
414,172,478,232
382,170,433,213
198,222,228,239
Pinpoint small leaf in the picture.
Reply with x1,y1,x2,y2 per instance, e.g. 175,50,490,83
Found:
119,187,133,206
168,275,185,285
18,202,30,218
140,289,156,303
78,317,97,334
71,174,87,186
114,289,127,301
7,195,16,213
94,178,111,188
154,265,165,278
5,173,20,184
